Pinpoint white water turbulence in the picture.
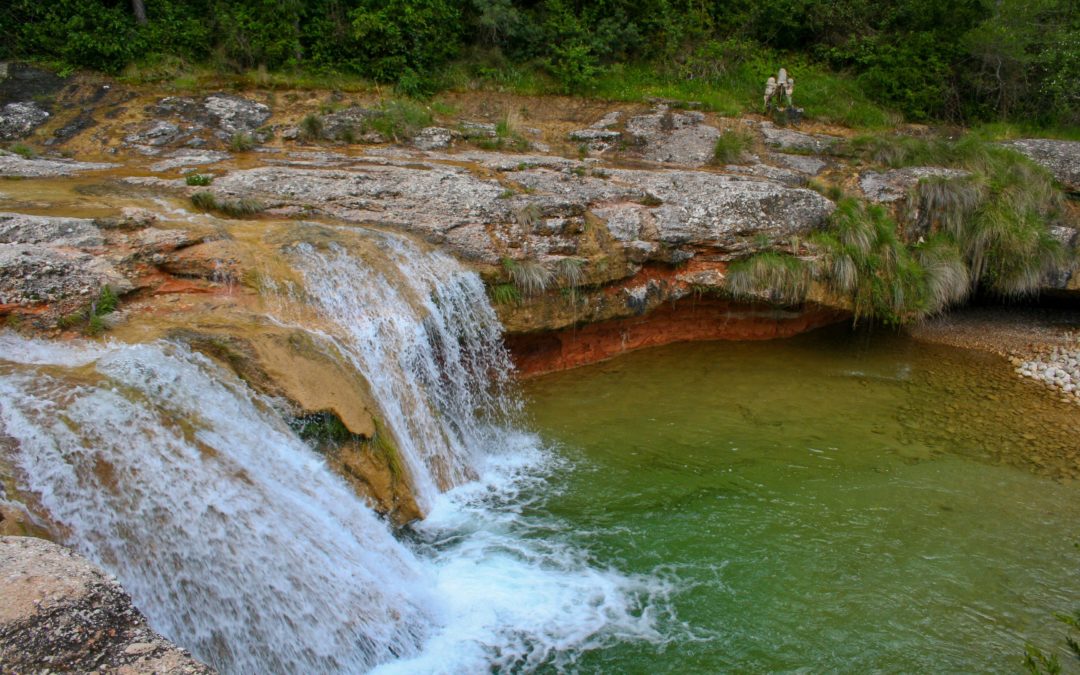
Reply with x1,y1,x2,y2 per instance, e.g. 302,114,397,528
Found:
291,235,520,511
0,335,436,674
291,233,677,671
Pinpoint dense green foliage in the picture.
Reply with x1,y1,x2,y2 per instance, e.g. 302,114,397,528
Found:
2,0,1076,127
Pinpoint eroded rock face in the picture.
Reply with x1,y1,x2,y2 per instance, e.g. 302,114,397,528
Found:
0,536,215,674
1003,139,1080,192
128,94,271,150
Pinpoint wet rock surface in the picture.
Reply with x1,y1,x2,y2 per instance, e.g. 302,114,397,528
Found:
0,536,215,674
0,148,115,177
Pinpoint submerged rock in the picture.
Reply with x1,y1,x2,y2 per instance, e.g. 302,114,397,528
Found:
0,536,215,674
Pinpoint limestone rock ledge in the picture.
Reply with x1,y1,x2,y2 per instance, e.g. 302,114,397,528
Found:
0,536,215,674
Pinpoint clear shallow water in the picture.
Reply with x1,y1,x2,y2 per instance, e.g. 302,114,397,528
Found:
522,327,1080,673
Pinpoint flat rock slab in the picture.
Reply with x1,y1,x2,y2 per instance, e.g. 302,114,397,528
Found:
759,122,841,153
625,108,721,166
0,212,104,248
770,152,827,175
0,536,215,674
0,149,115,177
150,149,231,173
1002,139,1080,192
859,167,970,203
211,158,834,265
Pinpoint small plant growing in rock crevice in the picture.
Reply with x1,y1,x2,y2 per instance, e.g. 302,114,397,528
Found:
502,257,553,296
57,286,120,336
513,202,544,229
8,143,36,159
191,191,265,218
229,132,256,152
185,173,213,186
711,129,753,165
489,282,521,306
299,114,324,141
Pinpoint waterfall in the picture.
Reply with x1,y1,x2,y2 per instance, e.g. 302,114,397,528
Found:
0,336,435,674
0,229,672,674
290,235,519,511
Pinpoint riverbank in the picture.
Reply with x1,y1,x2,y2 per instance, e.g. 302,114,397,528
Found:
908,305,1080,405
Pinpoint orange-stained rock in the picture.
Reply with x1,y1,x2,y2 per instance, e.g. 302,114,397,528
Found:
506,297,847,376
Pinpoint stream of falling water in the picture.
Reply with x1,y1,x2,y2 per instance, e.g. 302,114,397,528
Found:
0,231,670,673
290,236,520,511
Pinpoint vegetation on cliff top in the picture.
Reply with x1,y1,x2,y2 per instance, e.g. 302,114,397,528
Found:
2,0,1077,131
728,135,1073,324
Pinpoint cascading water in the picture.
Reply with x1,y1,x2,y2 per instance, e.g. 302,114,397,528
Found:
0,227,672,674
290,235,520,511
0,336,435,674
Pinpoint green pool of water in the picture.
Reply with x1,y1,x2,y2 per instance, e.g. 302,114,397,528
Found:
521,327,1080,673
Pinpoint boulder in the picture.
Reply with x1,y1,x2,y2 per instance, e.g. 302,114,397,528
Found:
1002,139,1080,192
0,212,104,249
202,93,271,136
413,126,453,151
0,102,50,140
0,536,214,674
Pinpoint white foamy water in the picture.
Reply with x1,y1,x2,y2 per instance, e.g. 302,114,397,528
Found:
375,435,676,674
0,230,673,674
0,336,435,674
291,236,519,511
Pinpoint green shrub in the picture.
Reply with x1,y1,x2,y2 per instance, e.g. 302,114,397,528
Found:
363,99,433,141
185,173,213,186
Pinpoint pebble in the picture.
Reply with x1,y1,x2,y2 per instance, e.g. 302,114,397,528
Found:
1016,344,1080,404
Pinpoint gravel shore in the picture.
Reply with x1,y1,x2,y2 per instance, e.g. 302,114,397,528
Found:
908,305,1080,404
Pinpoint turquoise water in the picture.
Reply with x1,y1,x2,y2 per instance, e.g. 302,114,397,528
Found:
521,328,1080,672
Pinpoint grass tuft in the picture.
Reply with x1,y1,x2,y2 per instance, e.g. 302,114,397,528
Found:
726,253,811,305
185,173,213,186
712,129,753,165
190,191,265,218
502,257,553,296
